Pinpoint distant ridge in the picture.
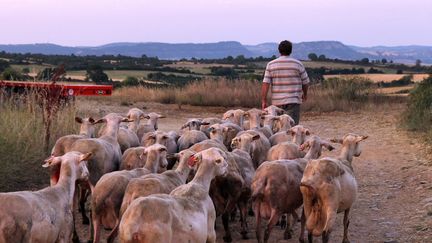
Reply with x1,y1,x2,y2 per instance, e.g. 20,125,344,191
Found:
0,41,431,64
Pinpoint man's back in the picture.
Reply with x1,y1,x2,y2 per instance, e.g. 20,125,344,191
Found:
263,56,310,106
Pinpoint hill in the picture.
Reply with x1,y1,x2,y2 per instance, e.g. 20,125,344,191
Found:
1,41,431,64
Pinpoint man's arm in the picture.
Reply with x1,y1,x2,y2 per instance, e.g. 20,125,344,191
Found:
261,82,270,110
302,83,308,101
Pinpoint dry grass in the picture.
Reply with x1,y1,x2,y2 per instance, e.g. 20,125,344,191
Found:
98,77,402,112
0,92,78,191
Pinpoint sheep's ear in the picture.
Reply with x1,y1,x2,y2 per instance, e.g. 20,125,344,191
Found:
330,138,343,144
321,142,335,151
305,129,311,136
223,127,234,132
288,128,295,136
200,121,210,126
158,114,166,119
289,117,295,126
252,134,260,141
167,153,180,161
139,149,148,160
42,156,60,168
122,118,134,122
79,152,93,162
243,112,249,117
88,117,95,124
262,110,269,115
356,135,369,142
75,117,83,124
187,153,201,169
93,118,107,124
299,143,309,151
158,146,167,152
139,113,147,119
208,126,215,132
181,123,189,129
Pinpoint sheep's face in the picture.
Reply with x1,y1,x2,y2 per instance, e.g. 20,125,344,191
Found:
245,108,266,129
300,136,335,159
289,125,310,145
75,117,96,138
147,113,165,130
223,109,245,125
264,105,285,116
231,133,260,153
189,148,228,177
343,134,368,157
142,144,168,170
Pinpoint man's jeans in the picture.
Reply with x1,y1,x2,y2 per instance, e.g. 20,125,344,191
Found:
279,104,300,125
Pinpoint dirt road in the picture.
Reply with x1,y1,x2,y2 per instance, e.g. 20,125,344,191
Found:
75,101,432,242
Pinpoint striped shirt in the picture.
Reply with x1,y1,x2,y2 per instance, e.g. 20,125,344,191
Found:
263,56,310,105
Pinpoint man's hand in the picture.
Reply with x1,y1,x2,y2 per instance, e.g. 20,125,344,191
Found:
261,100,267,110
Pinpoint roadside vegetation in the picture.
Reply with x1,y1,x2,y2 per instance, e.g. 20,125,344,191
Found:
0,91,77,191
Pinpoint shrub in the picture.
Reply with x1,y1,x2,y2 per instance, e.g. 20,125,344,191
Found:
123,76,140,86
403,75,432,132
0,91,77,191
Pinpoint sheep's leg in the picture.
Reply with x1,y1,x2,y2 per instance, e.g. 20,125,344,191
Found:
322,230,330,243
254,202,262,243
222,213,232,242
342,208,351,243
79,187,90,224
283,213,293,239
91,213,101,243
238,202,249,239
106,220,119,243
264,209,280,243
307,232,313,243
299,208,306,243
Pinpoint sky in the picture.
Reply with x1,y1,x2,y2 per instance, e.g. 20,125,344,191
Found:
0,0,431,47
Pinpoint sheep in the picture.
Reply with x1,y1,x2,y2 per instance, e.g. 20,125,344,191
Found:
119,147,146,170
70,113,132,224
231,130,271,169
273,114,295,133
264,105,285,116
300,133,368,243
200,117,223,137
90,144,168,243
262,115,280,135
267,142,304,161
141,130,179,169
269,124,310,146
0,151,91,243
118,148,228,243
51,116,96,158
208,123,243,151
208,123,254,240
222,109,245,127
244,108,272,138
251,136,333,243
177,130,209,151
181,118,210,131
97,108,144,153
137,112,165,141
105,150,196,243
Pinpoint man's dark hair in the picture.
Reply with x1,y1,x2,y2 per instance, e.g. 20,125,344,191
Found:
278,40,292,56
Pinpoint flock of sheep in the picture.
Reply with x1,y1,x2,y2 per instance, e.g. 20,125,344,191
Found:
0,105,368,243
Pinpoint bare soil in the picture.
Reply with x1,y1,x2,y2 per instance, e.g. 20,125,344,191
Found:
74,101,432,243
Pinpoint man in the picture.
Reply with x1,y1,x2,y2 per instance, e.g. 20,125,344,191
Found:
261,40,310,125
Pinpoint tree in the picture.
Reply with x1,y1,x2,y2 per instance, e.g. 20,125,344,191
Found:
1,67,24,81
415,59,422,67
85,65,109,83
0,59,10,72
381,58,388,64
308,53,318,61
396,69,404,74
318,54,326,61
360,58,369,64
123,76,140,86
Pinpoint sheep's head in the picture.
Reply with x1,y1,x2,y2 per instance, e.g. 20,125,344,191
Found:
231,133,260,154
120,147,146,170
181,118,210,131
95,113,134,125
300,136,335,159
222,109,245,125
43,151,91,185
288,125,311,145
245,108,267,129
264,105,285,116
262,115,280,133
277,114,296,130
145,112,165,130
188,148,228,177
75,116,96,138
331,133,368,158
126,108,146,131
140,144,168,172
